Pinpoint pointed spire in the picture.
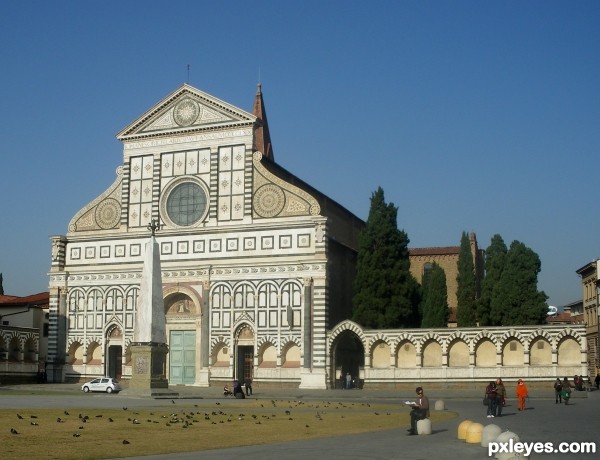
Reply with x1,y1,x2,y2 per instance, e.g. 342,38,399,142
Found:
252,83,275,162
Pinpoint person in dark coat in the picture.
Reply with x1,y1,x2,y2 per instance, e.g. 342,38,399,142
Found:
408,387,429,435
233,379,245,399
485,381,498,418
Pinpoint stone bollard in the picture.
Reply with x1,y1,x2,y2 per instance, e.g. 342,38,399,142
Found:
434,399,445,411
496,454,529,460
465,422,484,444
494,431,520,459
481,424,502,447
457,420,473,440
417,418,431,435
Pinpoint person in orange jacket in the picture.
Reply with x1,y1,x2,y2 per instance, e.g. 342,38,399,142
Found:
516,378,529,411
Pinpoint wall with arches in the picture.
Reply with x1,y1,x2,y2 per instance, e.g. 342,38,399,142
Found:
327,321,587,386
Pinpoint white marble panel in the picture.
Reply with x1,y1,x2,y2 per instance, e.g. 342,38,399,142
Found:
185,150,199,175
141,155,153,179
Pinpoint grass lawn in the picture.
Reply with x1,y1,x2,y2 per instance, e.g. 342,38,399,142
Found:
1,399,456,459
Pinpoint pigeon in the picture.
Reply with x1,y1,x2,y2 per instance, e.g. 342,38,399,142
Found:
30,415,38,419
56,417,63,423
171,400,175,404
64,411,70,416
122,440,130,444
108,418,114,422
11,428,19,434
16,414,23,420
122,407,128,411
30,421,39,426
72,433,80,437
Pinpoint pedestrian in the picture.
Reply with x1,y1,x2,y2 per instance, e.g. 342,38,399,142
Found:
233,379,245,399
553,377,563,404
574,375,582,391
407,386,430,435
561,377,573,405
244,377,253,396
485,381,497,418
595,373,600,390
340,371,345,389
346,372,352,390
516,378,528,411
495,378,506,416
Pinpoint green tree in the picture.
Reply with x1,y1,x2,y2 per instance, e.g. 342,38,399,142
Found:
0,273,3,295
421,263,449,328
477,235,507,326
456,231,477,326
490,240,548,325
352,187,421,328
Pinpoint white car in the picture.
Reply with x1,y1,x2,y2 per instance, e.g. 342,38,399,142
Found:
81,377,122,394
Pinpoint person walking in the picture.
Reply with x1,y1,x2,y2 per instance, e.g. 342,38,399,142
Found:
495,378,506,416
553,378,563,404
561,377,573,405
516,378,528,411
244,377,253,396
346,372,352,390
595,373,599,390
408,386,430,435
485,381,498,418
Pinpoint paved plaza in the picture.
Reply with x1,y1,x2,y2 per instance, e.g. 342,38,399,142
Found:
0,383,597,459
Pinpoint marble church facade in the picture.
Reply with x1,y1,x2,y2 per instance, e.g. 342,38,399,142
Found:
47,84,586,389
47,83,363,389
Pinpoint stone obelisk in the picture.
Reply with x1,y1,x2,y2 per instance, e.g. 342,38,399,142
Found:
128,219,172,395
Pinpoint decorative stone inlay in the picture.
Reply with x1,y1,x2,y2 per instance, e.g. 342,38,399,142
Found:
254,184,285,217
173,98,199,127
95,199,121,229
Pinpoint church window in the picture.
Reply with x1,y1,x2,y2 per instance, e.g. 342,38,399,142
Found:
165,181,208,226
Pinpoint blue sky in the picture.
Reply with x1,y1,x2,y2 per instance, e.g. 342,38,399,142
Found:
1,1,598,308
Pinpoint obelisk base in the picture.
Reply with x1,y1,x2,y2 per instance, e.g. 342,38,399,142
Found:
126,343,177,397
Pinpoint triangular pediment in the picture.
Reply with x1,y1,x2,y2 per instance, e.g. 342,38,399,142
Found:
117,84,257,141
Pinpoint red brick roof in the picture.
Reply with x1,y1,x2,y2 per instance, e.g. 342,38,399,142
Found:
0,292,49,308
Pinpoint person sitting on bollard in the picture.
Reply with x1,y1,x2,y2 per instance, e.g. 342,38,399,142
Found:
407,386,429,435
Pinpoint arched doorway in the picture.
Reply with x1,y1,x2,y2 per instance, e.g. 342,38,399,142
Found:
165,292,198,385
332,330,364,389
234,325,254,384
106,326,123,379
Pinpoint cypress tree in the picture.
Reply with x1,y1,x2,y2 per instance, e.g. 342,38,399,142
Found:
0,273,3,295
456,231,477,326
352,187,421,328
490,240,548,325
421,262,449,328
478,235,507,326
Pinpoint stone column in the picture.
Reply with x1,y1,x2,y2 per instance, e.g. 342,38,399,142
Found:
196,279,211,386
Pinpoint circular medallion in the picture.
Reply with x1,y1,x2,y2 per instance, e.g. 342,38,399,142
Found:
95,198,121,229
173,98,199,127
254,184,285,217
